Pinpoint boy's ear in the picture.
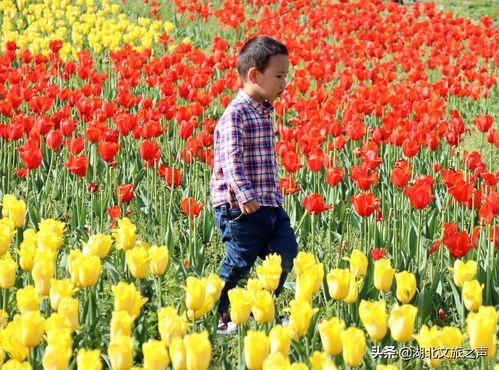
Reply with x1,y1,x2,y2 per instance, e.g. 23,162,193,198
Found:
247,67,258,83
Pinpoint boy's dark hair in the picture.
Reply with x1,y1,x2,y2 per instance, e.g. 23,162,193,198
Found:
237,36,288,80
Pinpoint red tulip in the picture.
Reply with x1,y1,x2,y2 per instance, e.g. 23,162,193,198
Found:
473,114,493,132
348,164,379,191
306,148,324,172
107,205,121,219
17,141,43,169
303,193,333,215
117,184,135,203
66,137,86,154
371,248,385,261
62,154,88,177
45,129,62,151
442,227,480,258
279,152,303,173
16,168,28,177
390,159,411,189
98,141,120,162
87,182,98,193
181,198,207,219
350,192,380,217
326,167,344,187
280,175,301,195
404,183,435,209
488,226,499,248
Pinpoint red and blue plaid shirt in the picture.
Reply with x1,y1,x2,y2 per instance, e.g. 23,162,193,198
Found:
210,89,284,209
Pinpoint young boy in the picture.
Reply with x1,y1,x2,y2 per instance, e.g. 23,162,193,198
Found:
209,36,298,333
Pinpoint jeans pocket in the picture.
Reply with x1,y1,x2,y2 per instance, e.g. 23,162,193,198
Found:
227,207,244,223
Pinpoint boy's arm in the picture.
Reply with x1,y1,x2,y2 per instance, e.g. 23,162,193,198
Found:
219,110,257,205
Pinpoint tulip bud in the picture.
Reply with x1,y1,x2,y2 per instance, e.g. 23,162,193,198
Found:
126,246,150,279
20,311,45,347
256,253,282,291
293,251,316,276
269,325,292,356
326,268,350,300
309,351,337,370
58,296,79,333
296,264,323,301
395,271,416,303
49,279,77,311
262,353,291,369
251,290,275,323
169,337,186,370
112,218,138,251
0,254,16,289
448,260,477,288
158,307,188,347
318,317,345,355
149,245,169,275
341,327,366,367
245,331,269,370
18,240,36,271
32,259,55,295
287,299,319,337
112,282,148,320
16,286,40,314
184,331,211,370
82,233,112,259
466,305,497,359
374,258,395,291
359,299,388,341
246,278,263,301
388,304,418,342
342,249,368,276
43,344,72,370
462,280,484,311
342,276,362,304
108,336,133,370
71,254,101,287
143,340,170,370
77,348,102,370
182,276,206,312
228,288,253,324
187,293,214,320
205,273,225,302
2,194,26,228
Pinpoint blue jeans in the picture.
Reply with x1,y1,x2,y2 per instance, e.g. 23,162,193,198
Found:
214,203,298,315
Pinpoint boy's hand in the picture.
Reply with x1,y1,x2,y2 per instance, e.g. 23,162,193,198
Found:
240,199,260,215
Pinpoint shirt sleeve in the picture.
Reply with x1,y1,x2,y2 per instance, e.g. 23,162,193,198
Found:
218,109,257,204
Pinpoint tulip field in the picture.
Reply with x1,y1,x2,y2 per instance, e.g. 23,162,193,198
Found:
1,0,499,368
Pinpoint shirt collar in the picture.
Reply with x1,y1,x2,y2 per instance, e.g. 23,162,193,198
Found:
237,89,274,117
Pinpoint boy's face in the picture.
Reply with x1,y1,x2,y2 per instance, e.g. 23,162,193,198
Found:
247,54,289,103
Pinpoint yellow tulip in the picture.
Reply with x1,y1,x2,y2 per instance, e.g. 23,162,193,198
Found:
42,343,72,370
413,325,445,368
440,326,463,362
326,268,350,300
111,311,134,341
0,220,15,255
448,260,477,288
244,331,269,370
164,21,174,33
359,299,387,341
112,217,138,251
187,294,214,320
45,328,72,351
108,335,133,370
2,360,32,370
262,353,290,370
269,325,292,356
16,286,40,314
149,245,169,275
38,218,65,236
20,311,45,348
246,278,263,301
49,279,77,311
296,263,323,301
182,276,206,312
309,351,337,370
342,276,362,304
376,366,398,370
341,327,366,367
286,299,319,337
256,253,282,291
466,305,497,359
143,340,170,370
462,280,484,311
293,251,316,276
0,315,29,361
205,273,225,302
58,296,79,333
251,290,275,323
45,313,71,334
126,246,150,279
112,282,148,319
0,309,7,327
1,194,26,228
0,254,16,289
82,233,112,259
169,337,186,370
342,249,368,276
228,288,253,324
67,248,82,278
184,331,211,370
395,271,416,303
290,363,308,370
318,317,345,355
77,348,102,370
388,304,418,342
71,253,101,287
32,259,55,295
18,241,36,271
374,258,395,291
158,307,188,346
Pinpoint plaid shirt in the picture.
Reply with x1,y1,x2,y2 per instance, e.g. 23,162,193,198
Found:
210,89,284,209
